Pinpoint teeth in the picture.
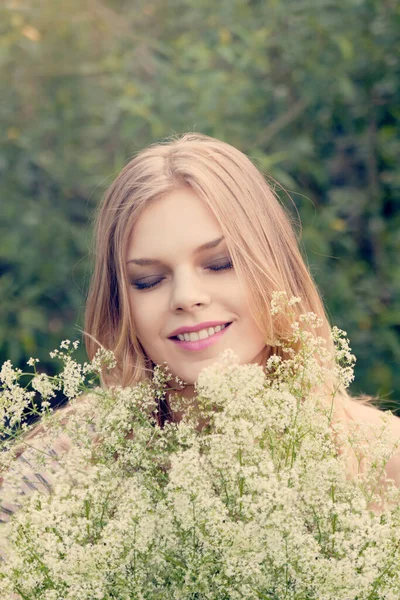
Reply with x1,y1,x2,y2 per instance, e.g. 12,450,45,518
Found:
177,323,228,342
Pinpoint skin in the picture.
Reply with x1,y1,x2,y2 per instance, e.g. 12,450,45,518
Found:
344,400,400,488
125,186,268,416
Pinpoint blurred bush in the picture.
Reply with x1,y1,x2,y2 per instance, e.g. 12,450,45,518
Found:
1,0,399,407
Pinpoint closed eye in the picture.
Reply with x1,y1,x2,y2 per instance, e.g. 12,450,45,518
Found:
209,260,233,273
131,260,233,291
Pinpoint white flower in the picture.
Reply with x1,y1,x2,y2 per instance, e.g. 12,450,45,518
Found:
31,373,58,398
27,357,40,367
60,357,84,398
0,360,21,387
89,348,117,373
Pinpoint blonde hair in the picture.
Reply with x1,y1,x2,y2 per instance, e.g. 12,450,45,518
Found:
85,132,372,423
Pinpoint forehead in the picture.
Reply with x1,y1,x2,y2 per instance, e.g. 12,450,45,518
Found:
127,188,223,256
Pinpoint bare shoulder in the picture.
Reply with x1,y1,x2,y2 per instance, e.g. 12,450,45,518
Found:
346,398,400,485
346,398,400,437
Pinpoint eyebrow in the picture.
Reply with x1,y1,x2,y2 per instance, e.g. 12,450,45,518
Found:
126,236,225,266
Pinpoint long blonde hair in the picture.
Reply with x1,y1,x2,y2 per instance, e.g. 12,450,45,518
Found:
85,132,371,422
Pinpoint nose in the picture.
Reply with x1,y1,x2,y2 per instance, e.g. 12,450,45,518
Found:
169,270,211,313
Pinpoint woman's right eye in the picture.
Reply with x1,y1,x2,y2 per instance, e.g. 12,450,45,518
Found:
131,278,164,290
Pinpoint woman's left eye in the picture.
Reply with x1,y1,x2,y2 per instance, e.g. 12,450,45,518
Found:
208,260,233,272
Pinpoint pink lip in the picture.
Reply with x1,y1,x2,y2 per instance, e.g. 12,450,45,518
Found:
168,320,231,337
169,323,231,352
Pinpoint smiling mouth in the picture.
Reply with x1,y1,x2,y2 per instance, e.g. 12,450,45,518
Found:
169,322,232,342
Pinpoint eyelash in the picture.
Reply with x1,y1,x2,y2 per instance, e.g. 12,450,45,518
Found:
132,260,233,291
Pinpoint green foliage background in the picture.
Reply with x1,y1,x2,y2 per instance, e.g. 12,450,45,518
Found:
1,0,399,408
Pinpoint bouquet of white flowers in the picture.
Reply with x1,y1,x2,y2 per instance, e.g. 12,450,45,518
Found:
1,295,400,599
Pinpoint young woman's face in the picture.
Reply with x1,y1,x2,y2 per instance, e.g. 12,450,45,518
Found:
126,187,267,386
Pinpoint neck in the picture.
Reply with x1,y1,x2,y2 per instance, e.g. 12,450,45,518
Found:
164,382,196,424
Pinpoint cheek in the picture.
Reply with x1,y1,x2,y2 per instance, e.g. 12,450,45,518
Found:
234,289,255,323
231,277,252,307
251,324,267,349
234,290,265,343
129,293,164,343
129,295,150,337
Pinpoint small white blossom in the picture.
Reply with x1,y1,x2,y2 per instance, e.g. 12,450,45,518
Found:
31,373,58,398
27,357,40,367
60,357,84,398
288,295,301,306
0,360,21,387
89,348,117,373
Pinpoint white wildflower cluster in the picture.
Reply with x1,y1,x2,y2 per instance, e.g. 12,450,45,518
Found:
49,339,79,359
0,340,102,457
152,361,186,398
266,293,354,402
87,347,117,374
0,360,36,439
331,325,357,388
151,361,174,400
270,290,301,315
31,373,58,399
59,356,84,399
26,357,39,367
49,341,92,398
1,322,400,599
61,339,80,351
0,360,22,388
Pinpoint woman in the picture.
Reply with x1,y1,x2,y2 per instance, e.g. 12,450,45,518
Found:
2,132,400,531
86,132,400,475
